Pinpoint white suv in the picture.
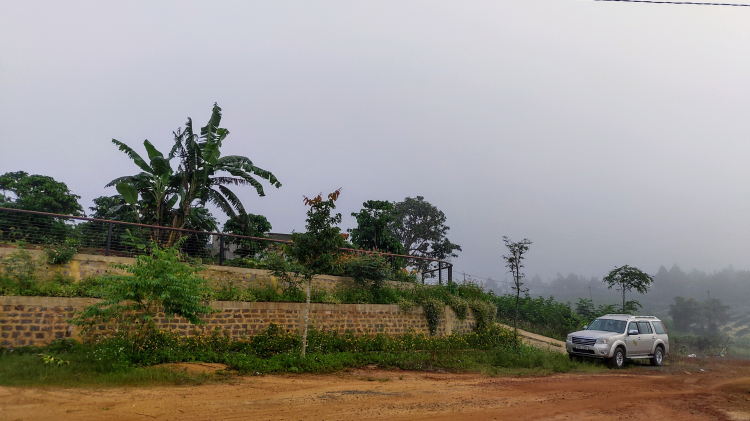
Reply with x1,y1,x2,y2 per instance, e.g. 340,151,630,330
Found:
566,314,669,369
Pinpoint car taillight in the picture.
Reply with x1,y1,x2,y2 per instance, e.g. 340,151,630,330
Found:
661,322,667,334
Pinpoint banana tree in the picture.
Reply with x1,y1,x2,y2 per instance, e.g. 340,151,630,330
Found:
169,103,281,232
106,139,178,227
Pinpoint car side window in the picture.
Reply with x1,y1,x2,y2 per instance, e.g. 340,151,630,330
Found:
653,322,666,335
638,322,653,334
628,322,640,334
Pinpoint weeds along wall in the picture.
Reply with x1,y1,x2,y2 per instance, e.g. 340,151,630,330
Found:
0,296,475,347
0,248,352,292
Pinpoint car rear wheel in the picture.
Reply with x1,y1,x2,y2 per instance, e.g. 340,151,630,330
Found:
651,346,664,367
610,347,626,369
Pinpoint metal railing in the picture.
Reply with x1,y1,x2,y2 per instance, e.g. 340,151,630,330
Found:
0,206,452,283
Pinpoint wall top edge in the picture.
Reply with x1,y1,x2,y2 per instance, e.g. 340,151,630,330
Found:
0,295,427,313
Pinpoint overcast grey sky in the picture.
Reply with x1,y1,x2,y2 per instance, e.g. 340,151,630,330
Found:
1,0,749,283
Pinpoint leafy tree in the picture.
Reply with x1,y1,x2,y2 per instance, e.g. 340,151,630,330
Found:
668,297,702,332
270,189,344,357
223,213,273,258
72,241,216,352
0,172,84,245
349,200,404,255
391,196,461,273
502,236,532,348
575,298,597,322
702,297,730,332
602,265,654,313
575,298,640,324
669,296,730,333
0,171,83,216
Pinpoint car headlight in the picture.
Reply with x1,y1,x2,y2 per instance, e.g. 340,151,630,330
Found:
566,334,572,342
595,338,610,345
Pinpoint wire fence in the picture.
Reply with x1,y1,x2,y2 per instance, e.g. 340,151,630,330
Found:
0,206,452,283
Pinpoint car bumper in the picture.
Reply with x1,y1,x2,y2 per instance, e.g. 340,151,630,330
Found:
566,342,612,358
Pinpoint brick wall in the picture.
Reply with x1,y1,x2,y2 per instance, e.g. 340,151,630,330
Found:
0,296,476,347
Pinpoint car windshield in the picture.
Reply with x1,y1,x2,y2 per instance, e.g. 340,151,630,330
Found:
587,319,627,333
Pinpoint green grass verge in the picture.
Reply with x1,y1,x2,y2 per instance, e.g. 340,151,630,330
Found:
0,345,600,388
0,353,217,387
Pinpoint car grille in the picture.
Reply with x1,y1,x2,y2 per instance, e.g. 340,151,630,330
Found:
573,349,596,355
571,336,597,346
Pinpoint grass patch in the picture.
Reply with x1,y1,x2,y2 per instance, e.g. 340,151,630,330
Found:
0,346,599,387
0,325,601,387
0,353,218,387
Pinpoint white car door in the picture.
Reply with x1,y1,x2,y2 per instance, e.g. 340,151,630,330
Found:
626,321,643,355
637,321,656,355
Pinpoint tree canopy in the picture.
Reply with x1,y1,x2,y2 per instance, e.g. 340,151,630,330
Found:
223,213,273,258
602,265,654,313
290,189,345,276
391,196,461,271
349,200,403,255
669,296,730,333
0,171,83,216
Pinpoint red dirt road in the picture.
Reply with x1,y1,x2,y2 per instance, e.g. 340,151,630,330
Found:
2,358,750,421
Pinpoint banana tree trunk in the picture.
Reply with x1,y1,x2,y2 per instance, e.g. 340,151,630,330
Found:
167,214,184,247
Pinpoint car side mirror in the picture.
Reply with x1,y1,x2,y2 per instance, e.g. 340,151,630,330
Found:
582,326,588,330
628,329,639,336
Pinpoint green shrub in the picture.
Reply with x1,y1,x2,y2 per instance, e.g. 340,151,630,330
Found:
71,241,217,350
392,268,418,283
421,298,444,335
44,237,80,265
469,299,497,332
214,281,256,302
448,295,469,321
397,297,415,312
344,253,390,289
456,281,486,301
493,294,582,340
0,249,39,295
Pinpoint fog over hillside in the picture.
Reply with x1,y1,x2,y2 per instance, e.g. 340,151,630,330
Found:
484,265,750,317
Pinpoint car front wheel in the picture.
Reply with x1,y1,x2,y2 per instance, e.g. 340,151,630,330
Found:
651,346,664,367
610,347,626,369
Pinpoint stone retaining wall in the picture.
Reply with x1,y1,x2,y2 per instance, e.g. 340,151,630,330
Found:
0,247,353,292
0,296,475,347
